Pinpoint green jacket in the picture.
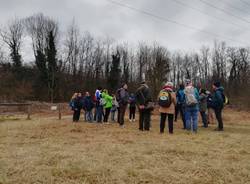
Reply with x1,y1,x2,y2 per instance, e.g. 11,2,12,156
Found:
101,92,113,109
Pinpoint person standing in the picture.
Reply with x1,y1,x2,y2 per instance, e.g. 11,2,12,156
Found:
158,82,176,134
135,81,153,131
102,89,113,123
116,84,129,127
111,94,119,122
129,93,136,122
212,82,225,131
72,93,83,122
83,92,94,122
206,91,215,124
95,87,103,123
175,84,186,129
199,89,208,128
184,80,200,133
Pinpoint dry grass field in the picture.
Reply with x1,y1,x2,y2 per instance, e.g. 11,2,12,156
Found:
0,108,250,184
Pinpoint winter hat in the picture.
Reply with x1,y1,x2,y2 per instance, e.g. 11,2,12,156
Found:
185,79,191,85
164,82,174,91
213,81,221,88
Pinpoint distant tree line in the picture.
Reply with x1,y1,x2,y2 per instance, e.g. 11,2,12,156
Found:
0,13,249,108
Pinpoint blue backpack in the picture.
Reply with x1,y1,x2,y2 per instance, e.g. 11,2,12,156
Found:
177,89,185,104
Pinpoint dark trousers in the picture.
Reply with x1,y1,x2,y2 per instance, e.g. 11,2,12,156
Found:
73,110,81,122
200,111,208,127
175,104,186,129
96,105,103,123
214,108,223,130
104,108,111,122
118,105,127,125
139,109,151,131
160,113,174,133
129,106,136,120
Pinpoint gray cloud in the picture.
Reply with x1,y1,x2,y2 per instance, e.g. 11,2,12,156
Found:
0,0,250,61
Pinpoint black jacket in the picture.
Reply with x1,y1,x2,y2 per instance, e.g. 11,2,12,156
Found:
135,84,152,106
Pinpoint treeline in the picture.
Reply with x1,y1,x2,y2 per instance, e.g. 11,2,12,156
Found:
0,13,249,108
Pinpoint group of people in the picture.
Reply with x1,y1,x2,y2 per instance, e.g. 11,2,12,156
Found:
69,84,137,127
69,79,226,134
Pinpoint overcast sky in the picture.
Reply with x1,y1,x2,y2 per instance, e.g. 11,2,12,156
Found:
0,0,250,61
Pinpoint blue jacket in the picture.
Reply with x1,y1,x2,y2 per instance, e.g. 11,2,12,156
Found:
212,87,224,109
176,89,185,104
83,96,94,111
129,95,136,107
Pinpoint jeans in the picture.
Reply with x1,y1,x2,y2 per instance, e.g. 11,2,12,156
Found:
85,110,93,122
214,108,223,130
104,108,111,122
96,105,103,123
185,106,199,132
160,113,174,133
111,110,116,122
139,109,151,131
129,106,136,120
200,111,208,127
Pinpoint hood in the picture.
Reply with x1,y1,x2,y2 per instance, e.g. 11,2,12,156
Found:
216,87,224,92
163,86,173,92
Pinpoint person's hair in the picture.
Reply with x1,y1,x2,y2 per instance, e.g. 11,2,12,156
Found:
179,84,185,90
121,83,127,88
71,93,78,100
97,86,102,90
201,88,206,94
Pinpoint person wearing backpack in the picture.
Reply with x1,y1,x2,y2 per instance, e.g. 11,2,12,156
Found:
83,92,94,122
212,82,224,131
102,89,113,123
199,89,208,128
116,83,129,127
184,79,200,133
129,93,136,122
135,81,153,131
158,82,176,134
175,84,186,129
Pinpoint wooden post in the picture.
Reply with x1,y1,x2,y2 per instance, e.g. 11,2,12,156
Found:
27,105,31,120
58,104,61,120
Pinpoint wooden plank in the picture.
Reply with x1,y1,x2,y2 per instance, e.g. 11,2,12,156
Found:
0,103,32,106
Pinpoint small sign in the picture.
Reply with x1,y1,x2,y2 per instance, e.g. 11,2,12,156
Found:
51,106,58,111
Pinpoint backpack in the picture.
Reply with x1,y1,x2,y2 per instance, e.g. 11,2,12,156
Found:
185,87,198,106
129,96,136,106
100,98,106,106
177,89,185,104
158,90,172,108
221,93,229,105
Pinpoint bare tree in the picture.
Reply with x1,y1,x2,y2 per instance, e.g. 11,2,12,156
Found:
0,17,23,68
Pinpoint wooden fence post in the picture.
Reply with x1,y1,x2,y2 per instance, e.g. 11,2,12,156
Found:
58,104,61,120
27,105,31,120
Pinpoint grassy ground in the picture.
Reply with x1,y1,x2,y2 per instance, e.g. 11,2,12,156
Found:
0,108,250,184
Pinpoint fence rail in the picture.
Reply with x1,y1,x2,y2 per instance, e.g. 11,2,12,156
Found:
0,103,32,120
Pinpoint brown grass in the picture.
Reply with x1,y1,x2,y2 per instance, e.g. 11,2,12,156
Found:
0,108,250,184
